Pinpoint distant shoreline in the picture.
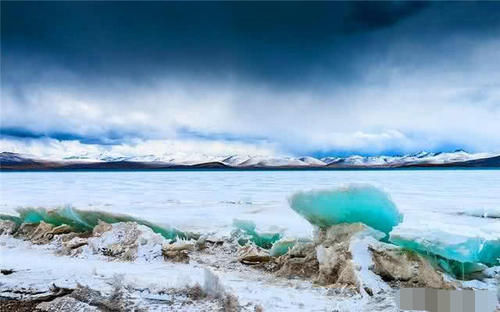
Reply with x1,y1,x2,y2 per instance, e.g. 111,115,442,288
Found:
1,166,499,172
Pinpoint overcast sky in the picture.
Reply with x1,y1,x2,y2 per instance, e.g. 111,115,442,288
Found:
2,1,500,158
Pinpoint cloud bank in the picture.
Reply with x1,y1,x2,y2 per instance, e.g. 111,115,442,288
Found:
1,2,500,158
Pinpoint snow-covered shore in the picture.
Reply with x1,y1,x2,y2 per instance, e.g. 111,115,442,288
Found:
1,218,498,312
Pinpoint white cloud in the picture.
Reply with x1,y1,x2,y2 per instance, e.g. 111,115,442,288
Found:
2,38,500,157
0,137,279,162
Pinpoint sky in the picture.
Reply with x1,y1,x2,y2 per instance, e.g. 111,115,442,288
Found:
1,1,500,159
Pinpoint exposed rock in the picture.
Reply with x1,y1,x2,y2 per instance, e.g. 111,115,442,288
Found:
0,220,17,235
30,221,55,244
254,305,264,312
1,269,15,275
28,222,77,245
70,284,127,311
163,250,190,263
59,232,83,243
315,243,358,288
369,243,455,289
50,225,72,236
76,276,137,311
31,285,75,303
36,296,98,312
34,282,137,312
181,283,206,300
223,293,240,312
306,223,383,289
63,237,88,250
276,242,319,278
10,222,76,245
14,222,38,239
55,233,88,256
0,299,39,312
84,222,165,261
237,245,271,265
162,240,195,263
92,220,112,237
164,240,195,252
314,223,385,246
271,223,450,295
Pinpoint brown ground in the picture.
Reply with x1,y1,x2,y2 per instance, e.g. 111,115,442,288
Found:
0,299,38,312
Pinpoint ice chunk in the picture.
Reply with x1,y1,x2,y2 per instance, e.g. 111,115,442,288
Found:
458,207,500,219
436,258,487,278
289,184,402,236
479,240,500,266
232,219,281,249
390,225,500,274
0,214,22,227
0,207,194,241
269,238,312,257
269,238,296,257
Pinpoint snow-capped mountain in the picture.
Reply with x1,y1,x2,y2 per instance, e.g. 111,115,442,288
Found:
0,152,36,164
221,155,252,166
237,156,310,167
1,150,498,170
298,156,327,166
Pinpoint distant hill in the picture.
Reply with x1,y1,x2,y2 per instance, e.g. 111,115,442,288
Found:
1,151,499,170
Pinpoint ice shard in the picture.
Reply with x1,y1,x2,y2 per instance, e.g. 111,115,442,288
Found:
289,184,403,236
269,238,313,257
232,219,281,249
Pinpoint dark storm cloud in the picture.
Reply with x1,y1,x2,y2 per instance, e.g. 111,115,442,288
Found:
1,1,430,86
0,126,142,145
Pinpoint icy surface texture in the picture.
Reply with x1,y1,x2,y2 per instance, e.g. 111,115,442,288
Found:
232,219,281,249
0,207,191,240
289,184,403,236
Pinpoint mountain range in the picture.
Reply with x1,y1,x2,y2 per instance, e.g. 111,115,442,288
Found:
1,150,499,170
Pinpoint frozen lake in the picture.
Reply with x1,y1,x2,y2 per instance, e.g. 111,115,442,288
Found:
1,169,499,239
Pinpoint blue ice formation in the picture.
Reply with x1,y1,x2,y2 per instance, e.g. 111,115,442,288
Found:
269,239,296,257
232,219,282,249
289,184,403,236
390,231,500,270
269,238,312,257
0,206,194,240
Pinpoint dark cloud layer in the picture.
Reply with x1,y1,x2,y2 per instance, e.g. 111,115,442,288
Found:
1,2,431,85
3,1,500,87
